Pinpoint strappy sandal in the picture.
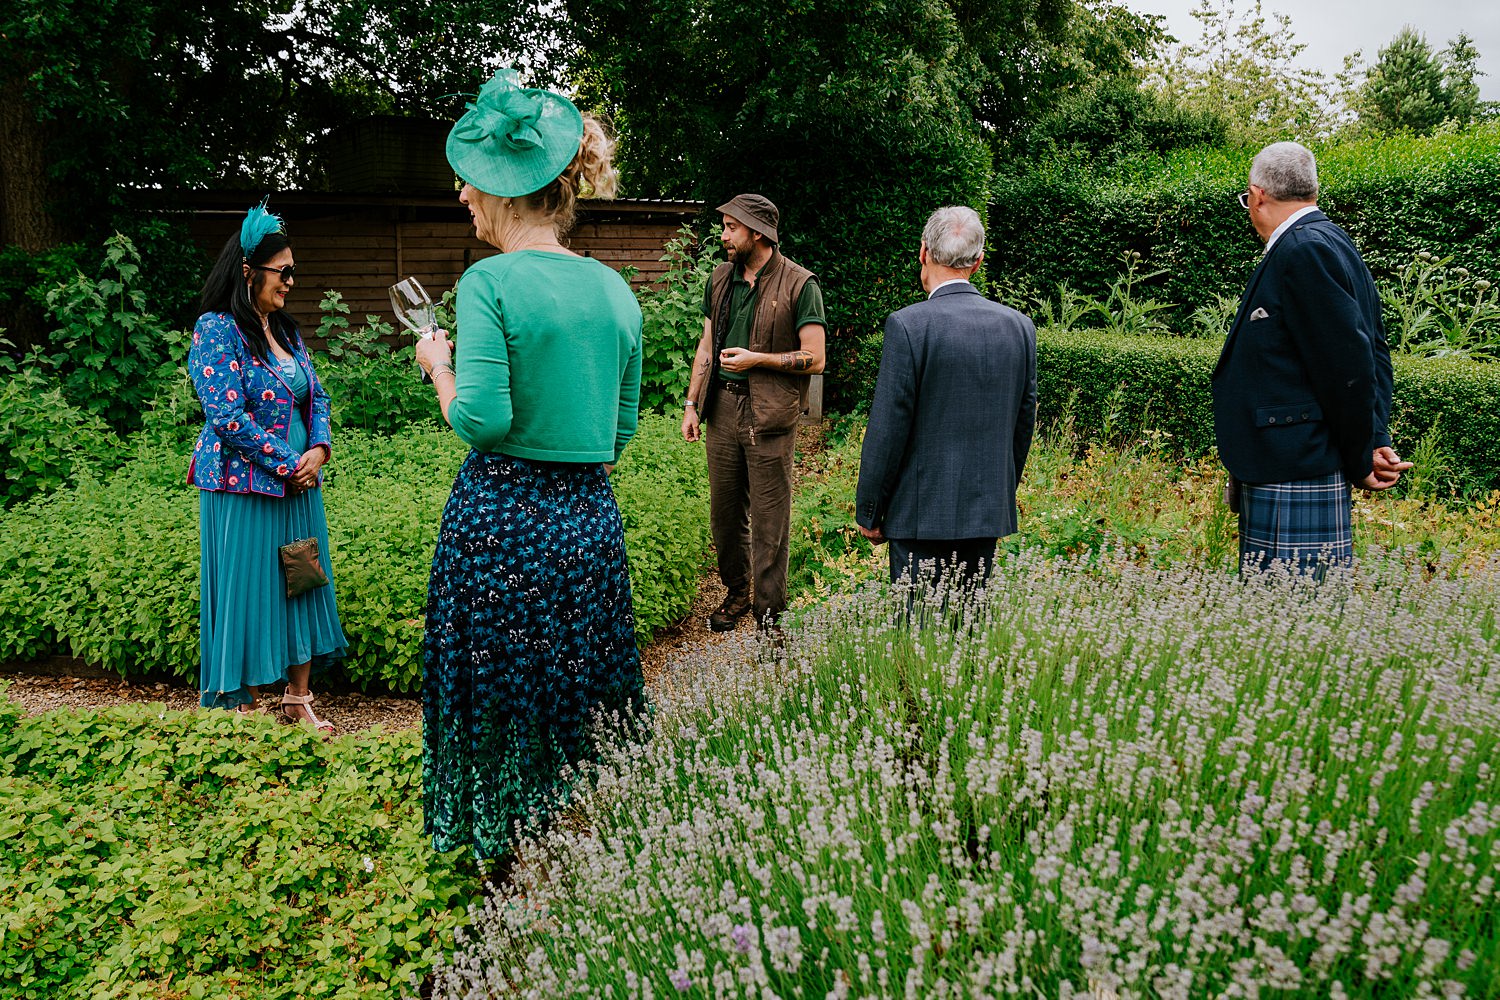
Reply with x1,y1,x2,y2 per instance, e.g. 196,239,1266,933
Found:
278,691,336,737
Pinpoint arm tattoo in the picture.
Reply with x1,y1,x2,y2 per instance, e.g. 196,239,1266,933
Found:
780,351,814,372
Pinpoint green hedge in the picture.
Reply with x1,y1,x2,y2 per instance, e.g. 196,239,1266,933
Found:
0,414,710,689
0,695,478,998
989,124,1500,324
1036,328,1500,494
611,416,712,635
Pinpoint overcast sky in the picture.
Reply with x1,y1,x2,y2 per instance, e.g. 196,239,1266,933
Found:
1123,0,1500,101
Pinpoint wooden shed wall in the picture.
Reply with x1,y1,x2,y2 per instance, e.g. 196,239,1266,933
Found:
180,197,700,351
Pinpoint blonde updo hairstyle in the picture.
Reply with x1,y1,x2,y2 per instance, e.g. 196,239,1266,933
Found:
522,115,618,235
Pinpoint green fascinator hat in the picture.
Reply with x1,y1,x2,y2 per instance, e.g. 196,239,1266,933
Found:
240,197,285,261
447,69,584,197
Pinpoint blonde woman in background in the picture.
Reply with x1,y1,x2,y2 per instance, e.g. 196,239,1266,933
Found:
415,70,644,859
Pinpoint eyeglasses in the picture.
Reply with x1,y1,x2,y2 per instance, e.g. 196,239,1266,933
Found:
1237,190,1252,210
250,264,297,282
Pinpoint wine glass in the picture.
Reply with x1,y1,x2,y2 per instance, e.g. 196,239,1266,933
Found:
389,277,438,382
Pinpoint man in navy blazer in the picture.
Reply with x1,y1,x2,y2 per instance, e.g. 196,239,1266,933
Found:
1213,141,1411,573
855,206,1037,588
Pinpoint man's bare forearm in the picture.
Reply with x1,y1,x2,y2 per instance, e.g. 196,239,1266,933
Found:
684,321,716,403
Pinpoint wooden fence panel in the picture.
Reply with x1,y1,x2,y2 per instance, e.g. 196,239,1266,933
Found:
183,197,700,350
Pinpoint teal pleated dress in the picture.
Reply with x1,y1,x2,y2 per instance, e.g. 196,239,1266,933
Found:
198,355,347,708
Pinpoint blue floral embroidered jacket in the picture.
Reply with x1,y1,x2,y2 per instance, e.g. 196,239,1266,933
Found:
187,311,333,496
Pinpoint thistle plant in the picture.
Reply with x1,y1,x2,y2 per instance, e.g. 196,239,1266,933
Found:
1029,282,1097,332
428,547,1500,998
1378,251,1500,360
1188,292,1241,340
1084,251,1175,337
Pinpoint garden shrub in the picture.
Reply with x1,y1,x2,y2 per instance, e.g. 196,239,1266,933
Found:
1036,328,1500,495
611,415,712,638
0,701,479,998
0,367,126,507
989,123,1500,330
40,233,186,434
634,228,719,414
131,359,208,461
0,241,90,347
430,547,1500,996
787,418,876,603
0,415,709,686
313,291,440,434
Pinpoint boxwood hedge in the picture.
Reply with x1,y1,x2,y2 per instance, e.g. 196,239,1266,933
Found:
0,414,709,690
1037,328,1500,494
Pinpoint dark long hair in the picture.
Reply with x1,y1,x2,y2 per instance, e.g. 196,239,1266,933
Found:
197,229,300,361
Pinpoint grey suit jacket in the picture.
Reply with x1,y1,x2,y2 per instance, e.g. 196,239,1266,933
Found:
855,282,1038,540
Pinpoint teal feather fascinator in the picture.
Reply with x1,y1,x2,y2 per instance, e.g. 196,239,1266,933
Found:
240,198,286,260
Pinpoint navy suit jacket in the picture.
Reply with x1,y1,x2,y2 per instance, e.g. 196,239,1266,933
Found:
1212,210,1393,485
856,282,1038,540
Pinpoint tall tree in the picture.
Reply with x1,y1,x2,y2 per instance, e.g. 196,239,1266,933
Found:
1146,0,1351,144
1355,27,1484,135
566,0,1160,341
964,0,1167,147
0,0,546,252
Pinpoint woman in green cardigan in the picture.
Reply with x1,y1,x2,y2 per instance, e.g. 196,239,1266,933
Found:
414,70,645,860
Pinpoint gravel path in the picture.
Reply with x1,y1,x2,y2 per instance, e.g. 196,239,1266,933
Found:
0,574,750,735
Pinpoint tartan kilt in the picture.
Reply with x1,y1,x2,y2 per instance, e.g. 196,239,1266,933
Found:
1238,472,1353,574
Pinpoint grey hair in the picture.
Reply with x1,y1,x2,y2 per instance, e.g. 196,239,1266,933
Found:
1249,141,1319,202
922,205,985,268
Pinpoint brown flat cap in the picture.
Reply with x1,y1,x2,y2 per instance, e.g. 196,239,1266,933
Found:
716,194,779,244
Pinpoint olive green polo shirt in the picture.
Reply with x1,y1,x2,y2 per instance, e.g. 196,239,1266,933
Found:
701,264,827,382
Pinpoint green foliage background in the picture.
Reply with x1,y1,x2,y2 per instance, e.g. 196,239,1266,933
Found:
565,0,1162,409
987,124,1500,328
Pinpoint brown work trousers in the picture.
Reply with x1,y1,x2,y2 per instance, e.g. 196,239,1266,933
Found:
705,388,796,624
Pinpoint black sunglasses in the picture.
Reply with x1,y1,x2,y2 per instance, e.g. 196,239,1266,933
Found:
250,264,297,282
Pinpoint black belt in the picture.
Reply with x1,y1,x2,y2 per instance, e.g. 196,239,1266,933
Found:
716,377,748,395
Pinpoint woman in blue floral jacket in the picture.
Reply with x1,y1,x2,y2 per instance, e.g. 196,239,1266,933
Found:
188,202,346,732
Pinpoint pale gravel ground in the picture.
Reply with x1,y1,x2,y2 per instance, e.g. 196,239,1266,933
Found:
0,424,821,734
0,575,748,735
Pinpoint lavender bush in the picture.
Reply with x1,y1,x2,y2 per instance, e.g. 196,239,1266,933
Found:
429,547,1498,997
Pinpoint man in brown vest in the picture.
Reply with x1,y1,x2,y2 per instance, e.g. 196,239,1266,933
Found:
682,194,827,631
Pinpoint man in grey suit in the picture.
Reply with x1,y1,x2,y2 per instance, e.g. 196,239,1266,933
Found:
854,206,1038,588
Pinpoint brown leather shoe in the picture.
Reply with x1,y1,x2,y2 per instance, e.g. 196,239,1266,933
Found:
709,591,752,632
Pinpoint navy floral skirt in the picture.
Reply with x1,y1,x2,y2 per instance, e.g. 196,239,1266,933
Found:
423,451,643,858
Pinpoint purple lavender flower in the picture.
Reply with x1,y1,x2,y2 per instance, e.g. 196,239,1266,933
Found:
730,923,754,954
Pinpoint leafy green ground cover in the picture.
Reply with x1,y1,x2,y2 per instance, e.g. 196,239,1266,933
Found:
0,696,478,999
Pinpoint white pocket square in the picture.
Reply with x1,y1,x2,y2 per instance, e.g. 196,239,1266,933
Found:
1249,307,1270,321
